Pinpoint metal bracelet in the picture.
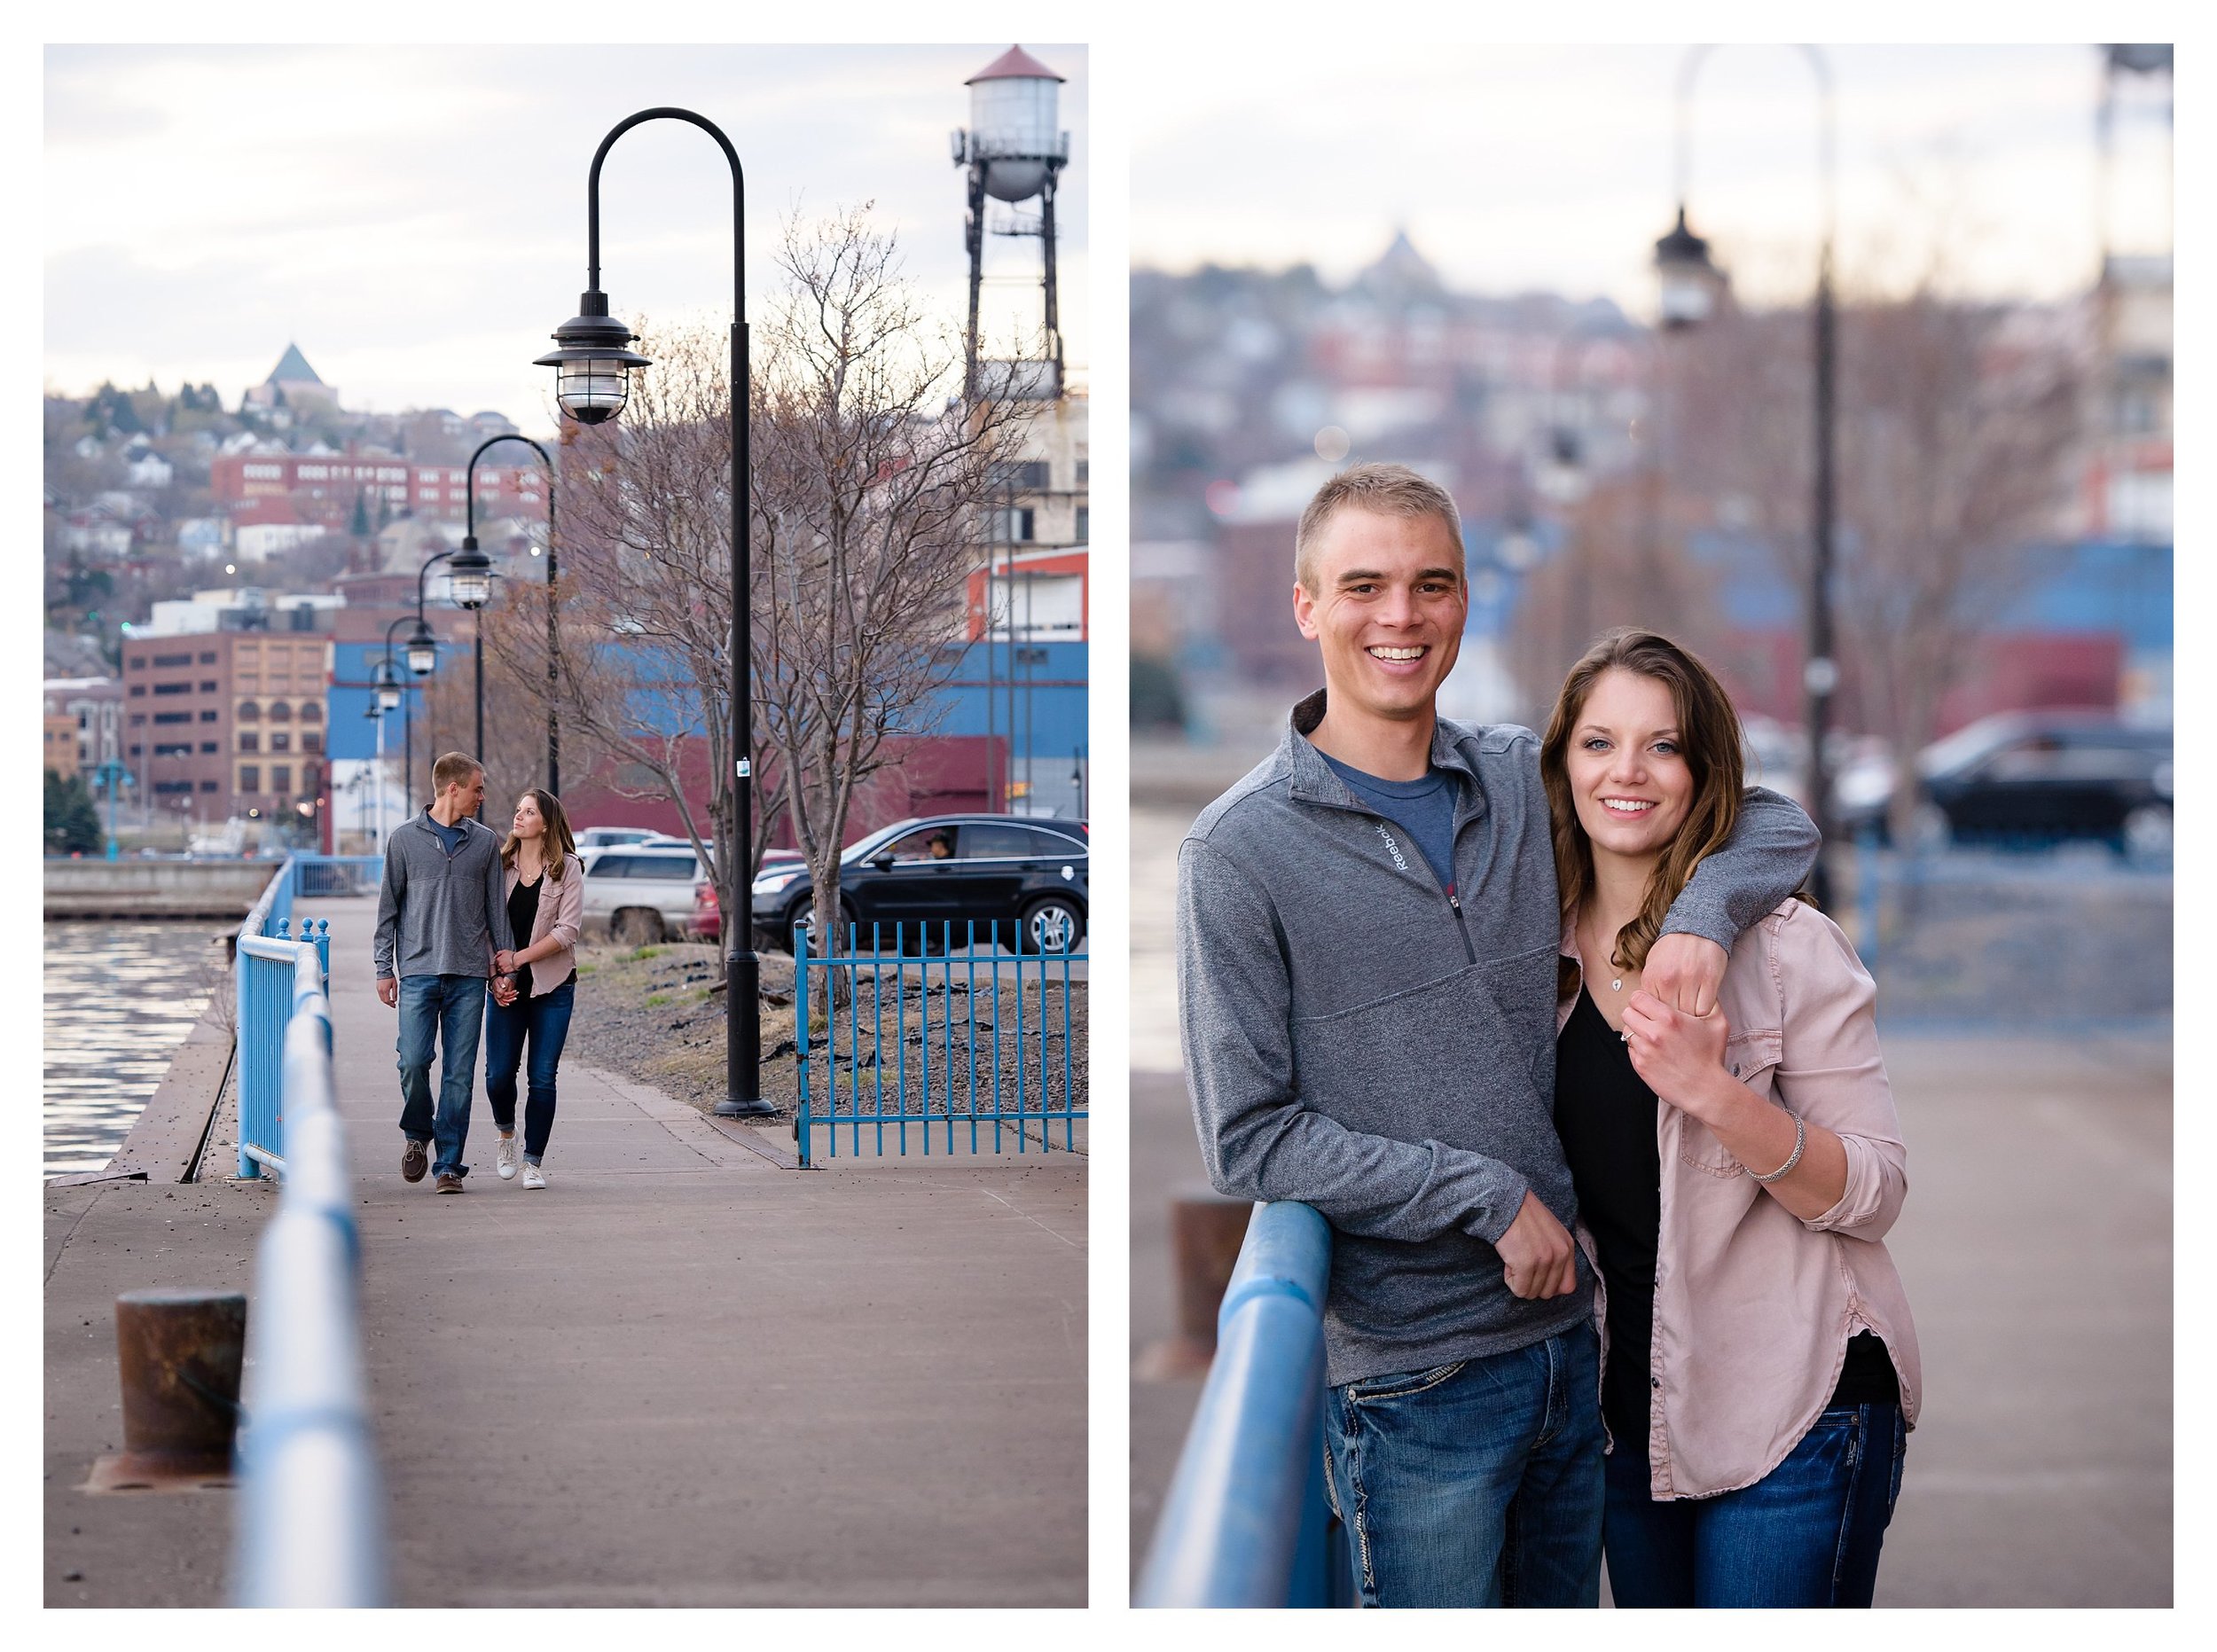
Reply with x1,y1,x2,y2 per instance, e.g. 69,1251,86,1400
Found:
1749,1110,1806,1184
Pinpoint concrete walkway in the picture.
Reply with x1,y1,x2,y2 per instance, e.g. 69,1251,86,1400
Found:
49,895,1085,1607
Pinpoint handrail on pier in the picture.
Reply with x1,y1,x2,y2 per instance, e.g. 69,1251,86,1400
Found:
1136,1201,1348,1608
227,859,387,1604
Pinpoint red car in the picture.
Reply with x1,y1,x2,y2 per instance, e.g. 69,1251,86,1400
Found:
687,851,805,942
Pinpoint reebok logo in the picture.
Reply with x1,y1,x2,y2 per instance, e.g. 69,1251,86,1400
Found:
1374,822,1410,873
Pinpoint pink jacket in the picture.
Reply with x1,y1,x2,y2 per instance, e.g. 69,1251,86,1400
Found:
1559,897,1922,1500
504,851,584,998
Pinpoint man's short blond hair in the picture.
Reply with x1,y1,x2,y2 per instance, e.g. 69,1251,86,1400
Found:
1294,462,1464,593
430,752,483,795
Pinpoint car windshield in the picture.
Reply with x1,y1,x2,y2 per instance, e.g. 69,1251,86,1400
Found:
839,819,923,865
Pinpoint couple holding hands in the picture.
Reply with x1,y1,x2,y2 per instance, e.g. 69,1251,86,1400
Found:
1178,464,1920,1609
372,752,584,1194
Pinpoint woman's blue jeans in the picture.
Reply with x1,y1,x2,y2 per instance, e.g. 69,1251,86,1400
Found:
1323,1320,1605,1608
1602,1403,1908,1608
482,975,575,1163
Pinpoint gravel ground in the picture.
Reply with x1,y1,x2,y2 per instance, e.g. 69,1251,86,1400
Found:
565,940,1088,1136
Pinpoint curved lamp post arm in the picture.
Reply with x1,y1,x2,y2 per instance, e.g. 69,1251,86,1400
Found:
586,107,745,317
1674,44,1837,247
416,548,458,620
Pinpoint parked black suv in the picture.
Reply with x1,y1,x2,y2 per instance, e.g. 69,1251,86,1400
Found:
750,813,1088,954
1836,710,2172,856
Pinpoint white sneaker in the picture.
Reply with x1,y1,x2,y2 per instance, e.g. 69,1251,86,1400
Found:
522,1161,547,1190
496,1136,519,1179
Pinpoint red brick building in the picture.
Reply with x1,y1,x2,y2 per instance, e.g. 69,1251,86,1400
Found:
210,450,550,534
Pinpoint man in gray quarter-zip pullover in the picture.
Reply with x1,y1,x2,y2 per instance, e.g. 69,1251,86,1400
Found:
373,752,514,1191
1176,465,1817,1608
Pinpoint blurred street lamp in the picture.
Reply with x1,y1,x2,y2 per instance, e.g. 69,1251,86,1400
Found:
537,106,773,1120
1657,43,1839,905
412,541,496,818
383,615,425,818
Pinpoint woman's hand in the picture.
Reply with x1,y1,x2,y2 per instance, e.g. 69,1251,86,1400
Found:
1622,990,1732,1120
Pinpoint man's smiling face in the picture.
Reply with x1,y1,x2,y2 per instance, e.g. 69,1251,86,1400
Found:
1292,505,1468,726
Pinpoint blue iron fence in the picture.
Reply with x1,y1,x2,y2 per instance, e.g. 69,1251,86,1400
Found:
1137,1201,1351,1608
793,922,1086,1166
230,931,386,1605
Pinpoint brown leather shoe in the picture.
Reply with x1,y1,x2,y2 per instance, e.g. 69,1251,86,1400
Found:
434,1173,465,1194
402,1139,428,1183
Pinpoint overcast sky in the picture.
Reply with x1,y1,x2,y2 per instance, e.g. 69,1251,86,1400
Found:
43,43,1087,435
1131,43,2170,312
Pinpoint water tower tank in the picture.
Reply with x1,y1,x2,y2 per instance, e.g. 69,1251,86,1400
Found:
966,45,1064,203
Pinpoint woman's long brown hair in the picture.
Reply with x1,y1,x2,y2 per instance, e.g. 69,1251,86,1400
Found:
1539,629,1748,999
499,789,577,883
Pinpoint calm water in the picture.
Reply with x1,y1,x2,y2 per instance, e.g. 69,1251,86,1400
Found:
44,920,231,1179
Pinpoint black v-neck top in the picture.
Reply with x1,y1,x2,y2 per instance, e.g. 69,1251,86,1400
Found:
1554,985,1897,1455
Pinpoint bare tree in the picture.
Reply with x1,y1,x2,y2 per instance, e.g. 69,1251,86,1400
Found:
1666,285,2081,834
541,322,784,955
750,205,1032,960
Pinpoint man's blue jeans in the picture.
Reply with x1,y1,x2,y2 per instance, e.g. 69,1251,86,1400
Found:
482,975,575,1163
1323,1320,1604,1607
1602,1402,1907,1607
396,974,486,1179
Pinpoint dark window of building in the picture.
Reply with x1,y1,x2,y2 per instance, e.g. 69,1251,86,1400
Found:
129,713,145,727
239,765,260,792
153,711,192,725
153,651,192,668
129,655,146,670
199,680,218,693
302,763,321,793
1077,459,1088,486
1076,505,1089,542
129,743,143,756
199,651,217,664
239,732,259,753
237,701,260,721
300,702,322,723
200,741,218,754
199,780,218,794
129,685,145,697
270,732,291,753
200,709,218,723
267,701,292,722
287,607,316,632
990,459,1052,491
153,682,188,696
154,780,193,795
153,741,192,756
271,765,292,794
302,731,323,754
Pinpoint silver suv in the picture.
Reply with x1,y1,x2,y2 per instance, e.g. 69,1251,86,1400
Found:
578,845,703,944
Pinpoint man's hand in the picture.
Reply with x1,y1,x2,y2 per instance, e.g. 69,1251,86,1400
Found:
490,975,519,1007
1642,932,1729,1017
377,975,399,1009
1494,1190,1579,1301
1623,990,1731,1118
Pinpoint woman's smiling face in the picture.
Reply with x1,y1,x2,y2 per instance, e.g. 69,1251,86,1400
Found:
1566,668,1696,863
513,794,544,839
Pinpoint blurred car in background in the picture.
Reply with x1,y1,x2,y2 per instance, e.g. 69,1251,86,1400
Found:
1832,709,2172,857
578,843,703,944
575,826,662,851
751,814,1088,955
685,850,803,943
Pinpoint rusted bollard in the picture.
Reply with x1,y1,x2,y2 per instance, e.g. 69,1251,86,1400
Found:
1134,1188,1251,1380
86,1288,247,1491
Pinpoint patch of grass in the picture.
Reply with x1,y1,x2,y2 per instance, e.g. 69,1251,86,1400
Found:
645,992,671,1007
577,964,598,977
634,945,666,960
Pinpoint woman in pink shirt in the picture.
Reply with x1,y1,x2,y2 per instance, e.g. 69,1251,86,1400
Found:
1540,628,1921,1608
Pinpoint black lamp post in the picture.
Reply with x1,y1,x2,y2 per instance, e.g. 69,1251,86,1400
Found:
380,615,419,815
459,434,562,792
412,542,495,817
537,106,772,1119
1657,43,1839,907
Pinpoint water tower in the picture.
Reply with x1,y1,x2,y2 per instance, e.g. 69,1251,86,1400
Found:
952,45,1069,402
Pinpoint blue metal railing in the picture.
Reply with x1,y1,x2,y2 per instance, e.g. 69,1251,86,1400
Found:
231,937,387,1605
793,921,1086,1166
1137,1202,1351,1609
235,856,377,1178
